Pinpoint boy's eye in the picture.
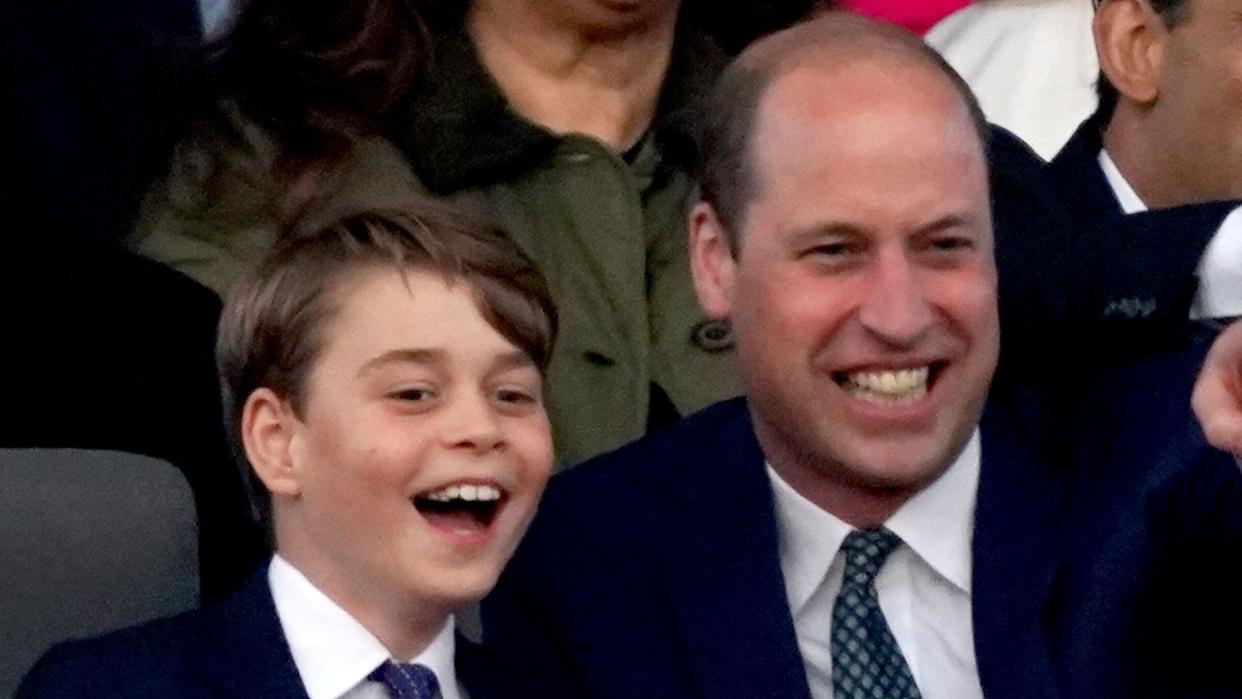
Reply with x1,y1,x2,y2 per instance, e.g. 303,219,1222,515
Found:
491,382,543,415
495,387,538,405
389,386,437,403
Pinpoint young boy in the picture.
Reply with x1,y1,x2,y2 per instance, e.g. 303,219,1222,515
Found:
18,202,558,699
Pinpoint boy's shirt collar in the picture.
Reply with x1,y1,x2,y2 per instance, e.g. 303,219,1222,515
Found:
268,555,462,699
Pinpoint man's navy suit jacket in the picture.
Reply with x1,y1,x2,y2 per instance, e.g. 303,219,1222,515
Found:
482,349,1242,698
16,566,502,699
989,120,1237,378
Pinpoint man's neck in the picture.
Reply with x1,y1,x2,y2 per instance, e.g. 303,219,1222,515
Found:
1101,107,1181,209
771,462,916,529
465,0,678,151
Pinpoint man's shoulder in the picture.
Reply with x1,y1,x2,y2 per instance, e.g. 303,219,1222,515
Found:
550,399,753,502
518,398,756,554
992,338,1223,484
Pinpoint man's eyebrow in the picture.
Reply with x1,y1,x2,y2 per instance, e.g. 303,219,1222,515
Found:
782,220,873,245
357,348,447,376
918,213,977,234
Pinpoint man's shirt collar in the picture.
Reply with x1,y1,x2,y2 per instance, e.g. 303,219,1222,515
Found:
769,429,980,616
1097,149,1147,214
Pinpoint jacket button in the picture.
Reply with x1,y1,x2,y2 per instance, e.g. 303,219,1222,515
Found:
691,319,734,353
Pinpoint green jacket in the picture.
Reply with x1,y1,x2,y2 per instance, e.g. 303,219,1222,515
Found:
131,29,741,466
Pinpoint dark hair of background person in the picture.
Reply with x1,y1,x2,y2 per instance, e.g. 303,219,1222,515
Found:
216,200,558,529
1093,0,1190,121
695,12,990,248
172,0,823,219
420,0,823,55
213,0,429,160
204,0,826,160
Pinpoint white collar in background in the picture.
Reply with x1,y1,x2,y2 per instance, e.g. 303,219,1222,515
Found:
269,555,461,699
1098,148,1242,318
769,430,980,616
1098,149,1147,214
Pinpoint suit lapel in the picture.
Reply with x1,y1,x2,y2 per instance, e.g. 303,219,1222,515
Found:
1048,116,1119,222
1050,116,1236,324
657,402,814,699
457,633,500,699
972,388,1074,699
187,569,310,699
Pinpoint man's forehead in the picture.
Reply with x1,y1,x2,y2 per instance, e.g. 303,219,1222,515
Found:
757,51,968,128
750,57,985,179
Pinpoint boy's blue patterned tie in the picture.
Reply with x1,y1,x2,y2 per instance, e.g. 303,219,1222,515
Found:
369,661,440,699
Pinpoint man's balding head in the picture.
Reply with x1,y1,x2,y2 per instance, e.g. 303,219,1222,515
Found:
695,12,990,247
687,12,997,526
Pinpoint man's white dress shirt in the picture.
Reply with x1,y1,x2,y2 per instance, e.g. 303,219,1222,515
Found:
1099,150,1242,320
769,431,984,699
269,555,463,699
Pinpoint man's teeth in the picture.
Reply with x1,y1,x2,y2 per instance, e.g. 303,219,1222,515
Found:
422,484,502,502
844,366,929,402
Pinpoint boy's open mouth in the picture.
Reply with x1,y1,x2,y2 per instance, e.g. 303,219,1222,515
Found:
413,482,508,535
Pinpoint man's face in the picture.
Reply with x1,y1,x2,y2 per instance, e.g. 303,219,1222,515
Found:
279,267,552,616
1148,0,1242,203
694,58,998,511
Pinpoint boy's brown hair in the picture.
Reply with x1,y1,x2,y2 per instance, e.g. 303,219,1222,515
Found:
217,200,557,523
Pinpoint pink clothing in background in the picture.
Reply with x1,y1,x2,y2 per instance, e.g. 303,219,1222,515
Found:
838,0,972,35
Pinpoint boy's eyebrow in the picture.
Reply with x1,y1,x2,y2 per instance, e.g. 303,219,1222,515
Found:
491,349,538,373
357,348,446,376
356,348,537,376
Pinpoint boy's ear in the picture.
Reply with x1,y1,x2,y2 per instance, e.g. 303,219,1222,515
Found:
1095,0,1168,106
241,388,303,498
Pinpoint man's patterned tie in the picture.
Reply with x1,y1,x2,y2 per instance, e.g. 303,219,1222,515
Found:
368,661,440,699
831,528,923,699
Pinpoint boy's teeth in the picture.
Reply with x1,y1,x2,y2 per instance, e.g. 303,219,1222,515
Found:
844,366,930,401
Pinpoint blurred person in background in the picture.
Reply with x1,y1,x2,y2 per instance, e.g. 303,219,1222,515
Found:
130,0,814,466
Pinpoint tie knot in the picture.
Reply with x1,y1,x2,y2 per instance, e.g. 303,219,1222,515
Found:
839,528,902,587
369,661,439,699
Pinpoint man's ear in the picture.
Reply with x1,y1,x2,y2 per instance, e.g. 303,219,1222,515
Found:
241,388,303,499
688,201,737,320
1095,0,1168,105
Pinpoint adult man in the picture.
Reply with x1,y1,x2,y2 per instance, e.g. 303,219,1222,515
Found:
482,14,1242,698
1000,0,1242,362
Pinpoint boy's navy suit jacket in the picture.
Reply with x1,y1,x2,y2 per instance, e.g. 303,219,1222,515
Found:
17,566,501,699
483,347,1242,698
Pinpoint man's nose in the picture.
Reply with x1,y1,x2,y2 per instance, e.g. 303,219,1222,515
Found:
857,253,934,347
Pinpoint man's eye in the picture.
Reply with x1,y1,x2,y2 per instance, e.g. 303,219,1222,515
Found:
928,236,974,252
808,242,854,258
